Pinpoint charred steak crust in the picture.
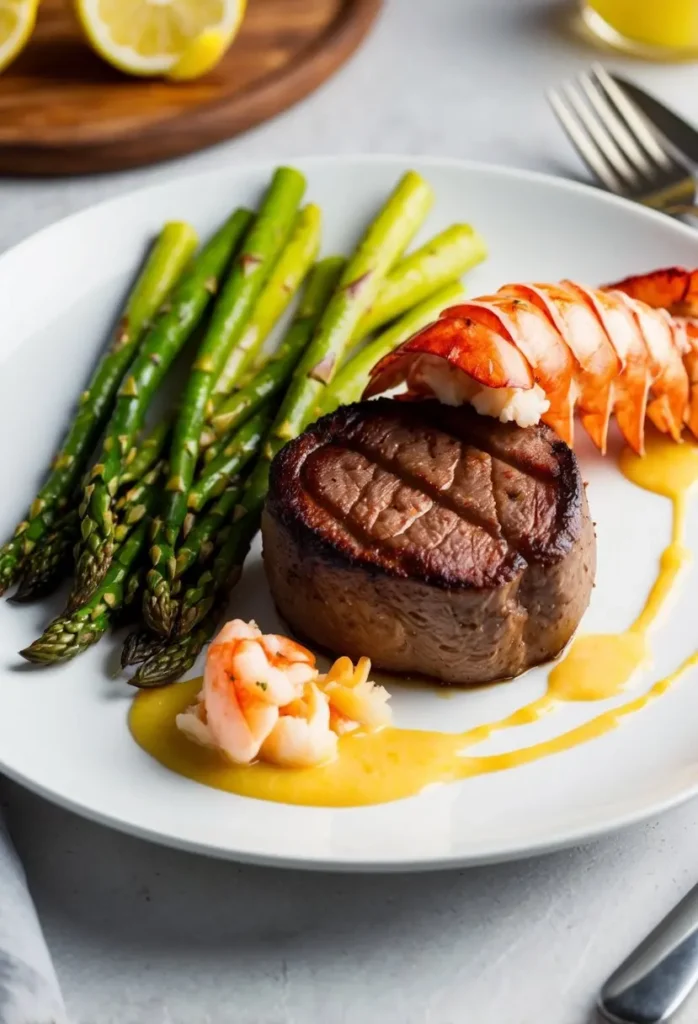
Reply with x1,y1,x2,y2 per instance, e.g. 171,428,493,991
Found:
267,399,586,590
263,399,596,685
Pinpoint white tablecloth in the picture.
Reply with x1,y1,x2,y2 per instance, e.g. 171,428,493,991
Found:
4,1,698,1022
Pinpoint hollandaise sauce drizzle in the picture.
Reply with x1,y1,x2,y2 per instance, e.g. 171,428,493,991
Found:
130,432,698,808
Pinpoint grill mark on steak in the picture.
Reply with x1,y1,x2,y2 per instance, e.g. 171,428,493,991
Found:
301,413,565,567
299,482,407,577
269,399,585,590
337,437,506,546
299,445,520,588
339,402,576,563
422,402,562,483
416,403,583,562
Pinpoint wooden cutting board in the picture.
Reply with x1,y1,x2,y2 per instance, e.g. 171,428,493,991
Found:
0,0,382,176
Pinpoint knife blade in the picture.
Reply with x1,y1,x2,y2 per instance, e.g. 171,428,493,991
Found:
611,74,698,167
598,880,698,1024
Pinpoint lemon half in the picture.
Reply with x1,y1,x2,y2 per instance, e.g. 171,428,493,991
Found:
75,0,246,78
0,0,39,73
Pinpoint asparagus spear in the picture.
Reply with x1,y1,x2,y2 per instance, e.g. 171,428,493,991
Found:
108,564,151,632
273,170,434,445
186,407,270,514
121,628,168,669
115,567,146,627
112,461,166,545
178,460,268,636
129,612,219,688
145,168,306,637
203,258,346,452
171,257,344,640
143,409,267,634
320,282,466,416
71,208,253,608
210,203,321,403
356,225,485,338
132,447,272,675
12,421,170,605
21,517,154,665
11,510,79,604
174,482,244,579
0,221,198,598
119,417,172,485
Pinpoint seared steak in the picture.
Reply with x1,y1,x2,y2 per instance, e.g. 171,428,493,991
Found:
262,399,595,685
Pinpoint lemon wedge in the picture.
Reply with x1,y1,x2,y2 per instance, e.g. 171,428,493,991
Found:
0,0,39,73
74,0,246,78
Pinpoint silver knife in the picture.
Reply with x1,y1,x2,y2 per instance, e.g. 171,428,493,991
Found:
598,880,698,1023
611,74,698,168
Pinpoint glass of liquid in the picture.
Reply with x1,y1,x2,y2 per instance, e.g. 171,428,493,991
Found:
581,0,698,59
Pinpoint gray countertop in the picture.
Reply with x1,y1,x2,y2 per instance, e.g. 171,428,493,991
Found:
5,2,698,1021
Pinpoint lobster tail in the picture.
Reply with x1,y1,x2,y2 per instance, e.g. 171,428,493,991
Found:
365,268,697,455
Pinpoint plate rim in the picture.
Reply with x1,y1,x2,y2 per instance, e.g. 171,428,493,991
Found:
4,749,698,873
2,152,697,273
3,153,698,872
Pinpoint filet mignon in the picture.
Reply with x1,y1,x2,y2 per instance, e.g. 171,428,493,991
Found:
262,399,596,686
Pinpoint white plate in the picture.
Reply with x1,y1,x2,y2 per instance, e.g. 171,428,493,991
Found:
1,156,698,872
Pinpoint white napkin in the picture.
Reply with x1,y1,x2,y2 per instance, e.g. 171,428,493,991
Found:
0,817,67,1024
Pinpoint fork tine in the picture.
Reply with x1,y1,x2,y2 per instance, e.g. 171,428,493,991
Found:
577,70,655,178
548,88,624,193
561,81,640,186
591,64,681,172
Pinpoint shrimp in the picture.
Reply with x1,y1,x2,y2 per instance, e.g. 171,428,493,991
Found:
365,269,697,455
176,620,393,769
178,619,318,765
259,681,338,768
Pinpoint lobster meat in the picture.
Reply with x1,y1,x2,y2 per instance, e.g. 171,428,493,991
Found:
364,267,698,454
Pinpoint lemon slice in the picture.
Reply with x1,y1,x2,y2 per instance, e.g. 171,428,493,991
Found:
0,0,39,73
167,27,230,82
75,0,246,78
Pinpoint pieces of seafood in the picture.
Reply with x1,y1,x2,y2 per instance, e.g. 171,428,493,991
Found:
365,267,698,454
176,620,391,768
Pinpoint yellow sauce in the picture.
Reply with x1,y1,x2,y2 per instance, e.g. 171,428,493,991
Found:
544,434,697,706
130,431,698,808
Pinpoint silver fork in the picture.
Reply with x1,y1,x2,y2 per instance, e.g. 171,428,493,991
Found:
548,63,698,217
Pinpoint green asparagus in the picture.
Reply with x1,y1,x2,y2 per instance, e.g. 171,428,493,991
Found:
11,510,79,604
172,257,344,639
143,408,266,635
204,257,346,451
21,518,154,665
273,170,434,445
320,282,466,416
186,407,270,514
144,168,306,638
119,417,172,485
113,461,166,544
178,459,268,636
356,224,485,338
0,221,198,597
174,482,244,580
121,628,168,669
130,612,219,688
210,203,321,403
109,566,148,631
71,208,252,607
